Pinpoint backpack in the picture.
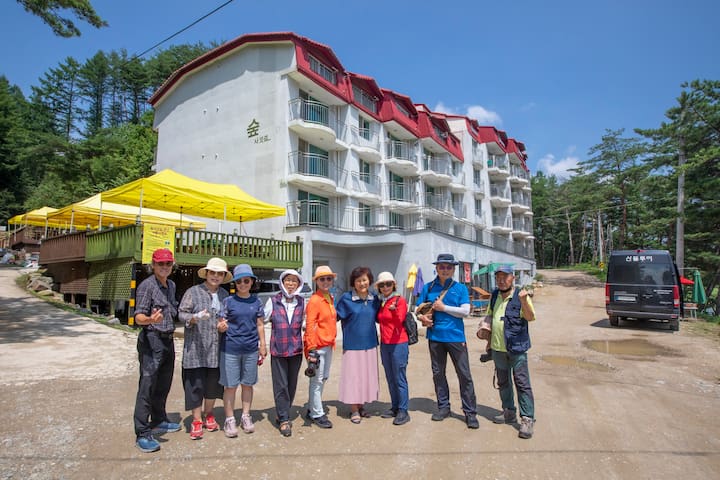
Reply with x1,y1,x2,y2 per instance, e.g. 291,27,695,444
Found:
393,297,418,345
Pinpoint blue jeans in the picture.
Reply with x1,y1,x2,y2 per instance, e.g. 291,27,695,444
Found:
380,342,409,411
307,346,333,418
492,350,535,418
428,341,477,415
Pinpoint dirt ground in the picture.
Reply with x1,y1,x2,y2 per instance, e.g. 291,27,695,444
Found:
1,267,719,480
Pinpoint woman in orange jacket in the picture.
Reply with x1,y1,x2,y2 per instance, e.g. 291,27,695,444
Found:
303,266,338,429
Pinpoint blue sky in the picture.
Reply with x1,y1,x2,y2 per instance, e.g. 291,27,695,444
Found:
2,0,719,177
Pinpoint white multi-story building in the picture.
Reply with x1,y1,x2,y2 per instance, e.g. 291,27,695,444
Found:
150,32,535,290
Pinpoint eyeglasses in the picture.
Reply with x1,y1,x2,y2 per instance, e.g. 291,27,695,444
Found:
236,278,253,284
436,264,455,271
155,262,173,267
206,270,225,277
377,282,394,289
317,276,334,282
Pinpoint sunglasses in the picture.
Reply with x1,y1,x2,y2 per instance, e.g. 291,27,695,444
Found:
436,264,455,271
236,277,253,284
377,282,394,289
155,262,173,267
317,276,334,282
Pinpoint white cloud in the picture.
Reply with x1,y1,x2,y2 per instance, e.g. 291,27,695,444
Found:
520,102,537,112
433,102,502,125
537,154,579,178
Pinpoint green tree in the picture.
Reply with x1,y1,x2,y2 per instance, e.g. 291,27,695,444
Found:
33,57,82,140
16,0,107,38
78,51,110,136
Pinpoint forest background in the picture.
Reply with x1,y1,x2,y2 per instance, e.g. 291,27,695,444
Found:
1,1,718,313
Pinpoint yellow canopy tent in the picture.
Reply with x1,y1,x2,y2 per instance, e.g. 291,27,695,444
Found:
8,206,62,228
99,169,285,223
46,194,207,230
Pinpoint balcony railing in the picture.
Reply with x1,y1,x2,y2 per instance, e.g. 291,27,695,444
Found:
452,203,467,218
423,154,451,176
492,215,512,229
511,192,530,207
510,165,530,181
40,231,87,264
289,98,332,128
288,151,338,183
388,181,417,203
490,184,509,199
350,126,380,151
488,154,509,170
386,140,415,161
424,193,451,211
345,170,381,197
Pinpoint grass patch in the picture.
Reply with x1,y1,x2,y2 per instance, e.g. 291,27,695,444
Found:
573,262,606,282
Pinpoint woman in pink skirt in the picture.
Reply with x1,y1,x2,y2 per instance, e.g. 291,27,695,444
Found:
335,266,380,424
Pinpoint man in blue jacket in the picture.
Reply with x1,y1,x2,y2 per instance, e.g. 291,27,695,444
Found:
484,264,536,439
417,253,478,429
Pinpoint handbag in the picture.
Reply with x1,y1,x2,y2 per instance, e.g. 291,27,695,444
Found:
416,280,454,320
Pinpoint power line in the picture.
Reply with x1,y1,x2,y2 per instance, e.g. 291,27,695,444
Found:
131,0,237,61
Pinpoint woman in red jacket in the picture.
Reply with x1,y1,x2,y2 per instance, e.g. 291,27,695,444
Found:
375,271,410,425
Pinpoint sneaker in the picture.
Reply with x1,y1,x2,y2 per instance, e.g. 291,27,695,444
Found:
240,413,255,434
431,408,451,421
204,413,219,432
312,414,333,429
380,408,397,419
224,417,238,438
519,416,535,439
479,352,493,363
493,409,517,424
465,413,480,429
393,410,410,426
190,420,203,440
135,435,160,453
152,420,182,434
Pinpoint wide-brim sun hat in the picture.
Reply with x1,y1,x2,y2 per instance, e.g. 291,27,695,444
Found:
232,263,257,282
432,253,459,265
312,265,337,282
280,268,304,286
375,271,396,288
198,257,232,284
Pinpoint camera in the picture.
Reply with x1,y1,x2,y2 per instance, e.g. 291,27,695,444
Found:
304,349,320,377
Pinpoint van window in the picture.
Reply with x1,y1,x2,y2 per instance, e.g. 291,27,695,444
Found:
610,254,674,285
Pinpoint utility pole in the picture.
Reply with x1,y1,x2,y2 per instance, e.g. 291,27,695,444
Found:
676,133,686,273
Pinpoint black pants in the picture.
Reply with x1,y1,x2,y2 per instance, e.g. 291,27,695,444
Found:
428,340,477,415
133,329,175,437
270,354,303,422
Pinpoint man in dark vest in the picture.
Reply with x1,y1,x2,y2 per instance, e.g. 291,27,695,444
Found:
483,264,536,439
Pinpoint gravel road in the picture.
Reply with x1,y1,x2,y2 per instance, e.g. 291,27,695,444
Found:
0,267,719,480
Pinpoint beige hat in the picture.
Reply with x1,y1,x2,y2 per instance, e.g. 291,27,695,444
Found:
375,271,396,289
312,265,337,282
198,257,232,284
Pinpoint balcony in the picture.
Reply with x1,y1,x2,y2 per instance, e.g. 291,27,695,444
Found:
487,154,510,179
489,184,511,207
288,98,346,151
512,218,532,238
509,165,530,185
9,226,43,251
452,202,467,219
490,214,512,234
349,126,381,162
473,213,486,228
511,191,531,213
40,231,87,264
423,193,451,218
449,170,466,193
287,151,338,194
420,154,452,187
471,149,484,168
472,178,486,199
341,170,382,205
286,201,421,232
387,181,420,213
385,140,419,176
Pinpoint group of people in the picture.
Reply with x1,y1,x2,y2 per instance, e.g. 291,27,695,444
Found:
132,249,537,453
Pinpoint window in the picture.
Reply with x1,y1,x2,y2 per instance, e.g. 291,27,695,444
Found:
352,86,377,113
358,116,371,140
389,172,406,201
308,55,336,84
389,212,403,229
475,199,483,215
394,100,411,118
298,140,329,177
359,202,371,227
473,169,482,186
359,159,371,184
298,190,329,226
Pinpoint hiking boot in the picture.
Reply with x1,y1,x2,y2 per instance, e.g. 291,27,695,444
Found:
465,413,480,429
431,408,451,421
152,420,182,434
190,420,203,440
479,352,493,363
393,410,410,426
224,416,238,438
204,413,219,431
381,408,398,419
493,409,517,424
240,413,255,434
312,414,333,429
135,435,160,453
519,416,535,439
